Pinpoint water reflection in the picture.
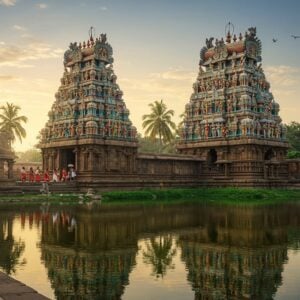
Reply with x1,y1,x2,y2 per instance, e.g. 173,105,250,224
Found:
0,213,26,275
143,235,176,278
0,203,300,299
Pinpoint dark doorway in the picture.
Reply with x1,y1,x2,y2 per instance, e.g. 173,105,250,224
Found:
264,149,275,161
207,149,218,164
60,149,75,169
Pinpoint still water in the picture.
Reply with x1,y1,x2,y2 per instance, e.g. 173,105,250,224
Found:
0,202,300,299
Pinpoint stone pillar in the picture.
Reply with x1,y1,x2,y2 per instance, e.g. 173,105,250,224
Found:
48,155,52,171
56,149,61,170
7,160,14,179
264,164,268,179
224,163,230,177
88,149,94,171
74,148,80,172
0,160,4,179
275,165,279,178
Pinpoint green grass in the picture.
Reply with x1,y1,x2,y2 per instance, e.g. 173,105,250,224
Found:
101,188,300,206
0,188,299,207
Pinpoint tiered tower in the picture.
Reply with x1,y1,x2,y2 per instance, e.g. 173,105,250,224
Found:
39,30,138,180
177,26,289,179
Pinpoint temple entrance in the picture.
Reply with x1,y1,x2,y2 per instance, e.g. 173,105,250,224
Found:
60,149,75,169
264,149,275,161
207,149,218,165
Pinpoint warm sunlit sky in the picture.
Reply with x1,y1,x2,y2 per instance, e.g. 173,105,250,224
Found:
0,0,300,151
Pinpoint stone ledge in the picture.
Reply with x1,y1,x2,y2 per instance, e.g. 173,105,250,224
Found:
0,272,49,300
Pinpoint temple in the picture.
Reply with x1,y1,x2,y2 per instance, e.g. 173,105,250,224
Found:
177,26,290,180
39,31,138,181
0,130,15,184
39,27,300,188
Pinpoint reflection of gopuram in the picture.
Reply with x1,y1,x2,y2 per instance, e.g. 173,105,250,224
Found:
40,210,139,299
178,205,300,300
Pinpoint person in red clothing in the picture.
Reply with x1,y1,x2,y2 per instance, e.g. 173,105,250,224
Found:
29,167,34,182
43,168,50,182
61,168,67,182
20,167,27,182
35,167,41,182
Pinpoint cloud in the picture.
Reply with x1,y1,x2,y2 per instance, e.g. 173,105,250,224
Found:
0,42,64,67
36,3,47,9
13,25,27,32
0,75,18,81
150,69,196,81
0,0,16,6
265,65,300,123
99,6,107,11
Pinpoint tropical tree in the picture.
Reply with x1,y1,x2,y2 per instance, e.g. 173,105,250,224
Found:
285,122,300,159
142,100,176,152
286,122,300,151
0,102,27,148
143,235,176,278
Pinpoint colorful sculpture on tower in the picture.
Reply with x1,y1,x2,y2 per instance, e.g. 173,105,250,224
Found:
39,30,138,178
177,26,289,179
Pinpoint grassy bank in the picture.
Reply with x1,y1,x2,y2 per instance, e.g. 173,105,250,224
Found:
0,188,299,206
102,188,300,206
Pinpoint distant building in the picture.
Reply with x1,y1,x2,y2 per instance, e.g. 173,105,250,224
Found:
0,130,15,182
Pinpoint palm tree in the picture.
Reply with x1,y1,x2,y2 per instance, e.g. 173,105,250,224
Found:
142,100,176,152
0,102,27,148
143,235,176,278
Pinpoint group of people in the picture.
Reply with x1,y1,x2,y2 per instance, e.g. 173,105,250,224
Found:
20,166,76,183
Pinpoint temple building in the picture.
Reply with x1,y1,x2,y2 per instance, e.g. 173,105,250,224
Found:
39,31,138,181
0,130,15,183
39,27,300,187
177,27,290,180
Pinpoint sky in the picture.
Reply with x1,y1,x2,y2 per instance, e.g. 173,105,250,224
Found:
0,0,300,151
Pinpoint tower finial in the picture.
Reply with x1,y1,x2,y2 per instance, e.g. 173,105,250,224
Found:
225,22,234,43
89,26,95,41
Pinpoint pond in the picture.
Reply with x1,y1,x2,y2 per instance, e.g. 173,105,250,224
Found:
0,202,300,299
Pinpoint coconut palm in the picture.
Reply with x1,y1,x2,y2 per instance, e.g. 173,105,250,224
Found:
143,235,176,278
0,102,27,147
142,100,176,151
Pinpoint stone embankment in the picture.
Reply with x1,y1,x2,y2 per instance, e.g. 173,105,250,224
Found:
0,272,49,300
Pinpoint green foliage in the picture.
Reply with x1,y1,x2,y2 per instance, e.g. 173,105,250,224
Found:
0,102,27,146
16,148,42,163
287,150,300,159
142,100,176,152
286,121,300,151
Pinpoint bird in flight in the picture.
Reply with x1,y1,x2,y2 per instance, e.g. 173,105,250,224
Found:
291,35,300,39
272,38,278,43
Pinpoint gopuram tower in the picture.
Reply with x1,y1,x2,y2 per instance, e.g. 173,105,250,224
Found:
39,30,138,181
177,26,289,180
